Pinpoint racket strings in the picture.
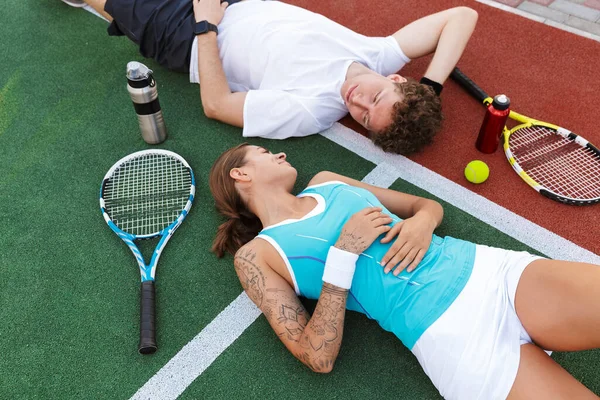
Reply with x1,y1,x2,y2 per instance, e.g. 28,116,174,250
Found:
523,147,600,199
510,126,600,200
103,154,192,235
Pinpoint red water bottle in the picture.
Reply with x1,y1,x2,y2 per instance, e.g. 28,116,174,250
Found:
476,94,510,153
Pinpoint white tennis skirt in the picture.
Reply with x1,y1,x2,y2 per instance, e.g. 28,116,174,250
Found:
411,244,546,400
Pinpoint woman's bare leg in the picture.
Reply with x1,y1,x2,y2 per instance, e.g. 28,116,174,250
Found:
514,259,600,351
83,0,113,21
507,344,598,399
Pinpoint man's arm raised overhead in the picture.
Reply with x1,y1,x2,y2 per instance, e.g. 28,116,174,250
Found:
392,7,478,84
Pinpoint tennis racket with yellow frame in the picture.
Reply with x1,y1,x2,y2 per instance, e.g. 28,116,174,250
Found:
451,67,600,205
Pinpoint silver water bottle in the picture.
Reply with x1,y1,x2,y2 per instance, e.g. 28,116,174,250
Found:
126,62,167,144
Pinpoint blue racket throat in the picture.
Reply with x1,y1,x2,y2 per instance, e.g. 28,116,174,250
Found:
99,149,195,354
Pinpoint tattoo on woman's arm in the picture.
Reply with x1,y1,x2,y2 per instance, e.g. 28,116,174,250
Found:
235,248,348,372
299,283,348,371
234,248,265,307
335,231,366,254
234,249,309,341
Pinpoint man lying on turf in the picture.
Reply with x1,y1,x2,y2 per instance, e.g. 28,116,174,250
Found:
76,0,478,154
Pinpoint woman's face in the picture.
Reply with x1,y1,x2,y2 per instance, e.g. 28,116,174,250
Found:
232,146,297,191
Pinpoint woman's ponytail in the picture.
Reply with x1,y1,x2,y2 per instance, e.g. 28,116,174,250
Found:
209,144,262,258
212,213,261,257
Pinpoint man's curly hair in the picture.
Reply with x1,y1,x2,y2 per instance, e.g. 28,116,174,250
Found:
372,78,443,155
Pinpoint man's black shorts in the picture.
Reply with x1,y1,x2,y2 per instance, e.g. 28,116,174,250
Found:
105,0,243,73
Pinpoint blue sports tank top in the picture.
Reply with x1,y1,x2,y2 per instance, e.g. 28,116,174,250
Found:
257,181,475,349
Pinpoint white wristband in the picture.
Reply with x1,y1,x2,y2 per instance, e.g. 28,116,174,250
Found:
322,246,359,290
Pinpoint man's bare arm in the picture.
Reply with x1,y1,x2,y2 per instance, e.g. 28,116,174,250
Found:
234,242,349,373
392,7,478,84
194,0,246,127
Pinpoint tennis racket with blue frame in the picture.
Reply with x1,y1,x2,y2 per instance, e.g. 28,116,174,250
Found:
100,149,195,354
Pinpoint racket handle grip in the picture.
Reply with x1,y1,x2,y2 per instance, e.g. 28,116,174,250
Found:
450,67,490,104
139,281,157,354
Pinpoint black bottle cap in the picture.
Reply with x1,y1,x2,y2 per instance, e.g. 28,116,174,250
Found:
492,94,510,110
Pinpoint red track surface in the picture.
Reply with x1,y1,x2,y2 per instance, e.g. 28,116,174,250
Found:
288,0,600,255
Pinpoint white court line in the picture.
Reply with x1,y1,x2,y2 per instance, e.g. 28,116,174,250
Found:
361,163,401,188
130,292,262,400
322,123,600,265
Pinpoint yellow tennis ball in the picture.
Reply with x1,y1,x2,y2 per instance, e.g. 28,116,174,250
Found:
464,160,489,184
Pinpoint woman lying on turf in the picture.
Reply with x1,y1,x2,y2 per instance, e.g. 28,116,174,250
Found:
208,143,600,400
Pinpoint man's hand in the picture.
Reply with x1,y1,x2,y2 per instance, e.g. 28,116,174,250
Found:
193,0,228,25
380,212,436,275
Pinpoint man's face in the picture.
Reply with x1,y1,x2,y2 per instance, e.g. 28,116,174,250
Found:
341,73,406,132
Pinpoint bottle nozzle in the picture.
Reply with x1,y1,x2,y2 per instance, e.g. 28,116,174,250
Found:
127,61,152,80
